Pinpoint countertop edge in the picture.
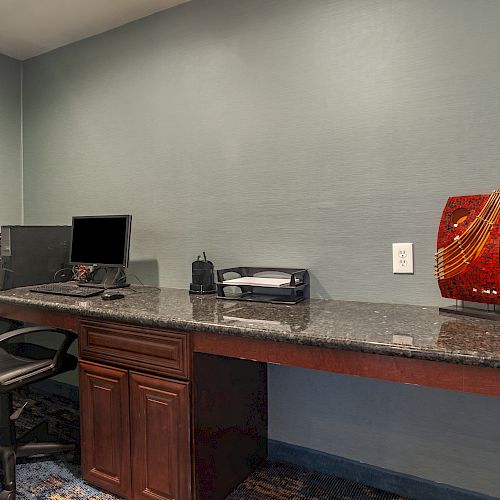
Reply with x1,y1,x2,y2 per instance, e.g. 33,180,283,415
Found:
1,294,499,370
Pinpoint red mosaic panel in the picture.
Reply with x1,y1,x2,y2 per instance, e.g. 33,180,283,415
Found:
436,193,499,305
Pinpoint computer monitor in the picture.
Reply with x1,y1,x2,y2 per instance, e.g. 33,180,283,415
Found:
70,215,132,288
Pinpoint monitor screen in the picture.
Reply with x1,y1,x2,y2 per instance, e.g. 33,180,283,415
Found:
70,215,132,267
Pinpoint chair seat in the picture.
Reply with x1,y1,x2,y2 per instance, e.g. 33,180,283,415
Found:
0,347,54,387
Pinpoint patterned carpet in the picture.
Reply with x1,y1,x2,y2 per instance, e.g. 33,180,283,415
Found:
14,387,80,445
2,387,115,499
226,461,410,500
6,457,119,500
1,385,411,500
4,457,411,500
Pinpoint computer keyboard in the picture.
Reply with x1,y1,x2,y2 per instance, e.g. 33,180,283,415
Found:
30,283,103,298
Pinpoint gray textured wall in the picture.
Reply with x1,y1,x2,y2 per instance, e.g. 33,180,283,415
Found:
269,365,500,496
0,54,22,226
21,0,500,495
22,0,500,306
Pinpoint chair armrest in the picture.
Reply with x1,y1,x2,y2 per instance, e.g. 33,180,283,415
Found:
0,326,56,343
0,326,77,370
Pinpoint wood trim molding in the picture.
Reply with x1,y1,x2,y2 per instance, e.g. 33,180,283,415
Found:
0,303,78,330
193,332,500,398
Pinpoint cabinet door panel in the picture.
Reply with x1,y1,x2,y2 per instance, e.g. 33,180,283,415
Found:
130,372,191,500
79,361,131,498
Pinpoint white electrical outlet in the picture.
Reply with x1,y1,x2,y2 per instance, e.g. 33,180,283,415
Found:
393,243,414,274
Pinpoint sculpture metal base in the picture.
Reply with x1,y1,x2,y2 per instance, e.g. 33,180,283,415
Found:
439,305,499,321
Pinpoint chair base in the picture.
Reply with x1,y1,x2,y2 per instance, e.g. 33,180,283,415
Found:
0,421,75,500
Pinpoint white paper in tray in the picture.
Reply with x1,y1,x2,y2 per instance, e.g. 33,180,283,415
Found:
221,276,291,288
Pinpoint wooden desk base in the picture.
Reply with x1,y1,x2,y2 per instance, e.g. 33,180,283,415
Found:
1,301,498,399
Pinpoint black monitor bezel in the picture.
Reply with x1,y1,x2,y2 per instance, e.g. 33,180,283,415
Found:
69,215,132,268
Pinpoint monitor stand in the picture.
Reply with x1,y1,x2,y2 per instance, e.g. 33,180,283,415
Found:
79,267,130,290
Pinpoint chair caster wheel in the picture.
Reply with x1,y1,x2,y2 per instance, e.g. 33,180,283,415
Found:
0,491,15,500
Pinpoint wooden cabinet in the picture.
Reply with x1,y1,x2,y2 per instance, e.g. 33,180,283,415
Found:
79,361,131,497
79,320,267,500
80,361,191,500
79,320,192,500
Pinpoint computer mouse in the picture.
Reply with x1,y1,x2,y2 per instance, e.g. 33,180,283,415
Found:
101,291,125,300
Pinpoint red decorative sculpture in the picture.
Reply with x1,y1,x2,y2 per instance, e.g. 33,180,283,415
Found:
435,190,500,305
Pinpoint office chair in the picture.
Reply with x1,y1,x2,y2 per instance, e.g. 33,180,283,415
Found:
0,325,78,500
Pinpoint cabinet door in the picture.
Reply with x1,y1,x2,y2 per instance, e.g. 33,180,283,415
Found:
79,361,131,498
130,372,191,500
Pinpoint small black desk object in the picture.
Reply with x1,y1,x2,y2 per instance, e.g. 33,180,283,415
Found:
189,253,216,294
101,291,125,300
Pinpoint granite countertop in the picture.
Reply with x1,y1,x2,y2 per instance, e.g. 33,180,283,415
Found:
0,286,499,368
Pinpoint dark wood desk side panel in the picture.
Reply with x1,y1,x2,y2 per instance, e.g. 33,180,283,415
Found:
193,332,500,398
193,353,268,500
0,303,78,330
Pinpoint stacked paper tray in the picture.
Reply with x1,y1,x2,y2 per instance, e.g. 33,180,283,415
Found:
216,267,309,304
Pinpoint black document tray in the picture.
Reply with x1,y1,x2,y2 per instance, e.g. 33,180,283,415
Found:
216,267,309,305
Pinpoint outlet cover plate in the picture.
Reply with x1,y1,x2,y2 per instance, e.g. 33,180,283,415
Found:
393,243,414,274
